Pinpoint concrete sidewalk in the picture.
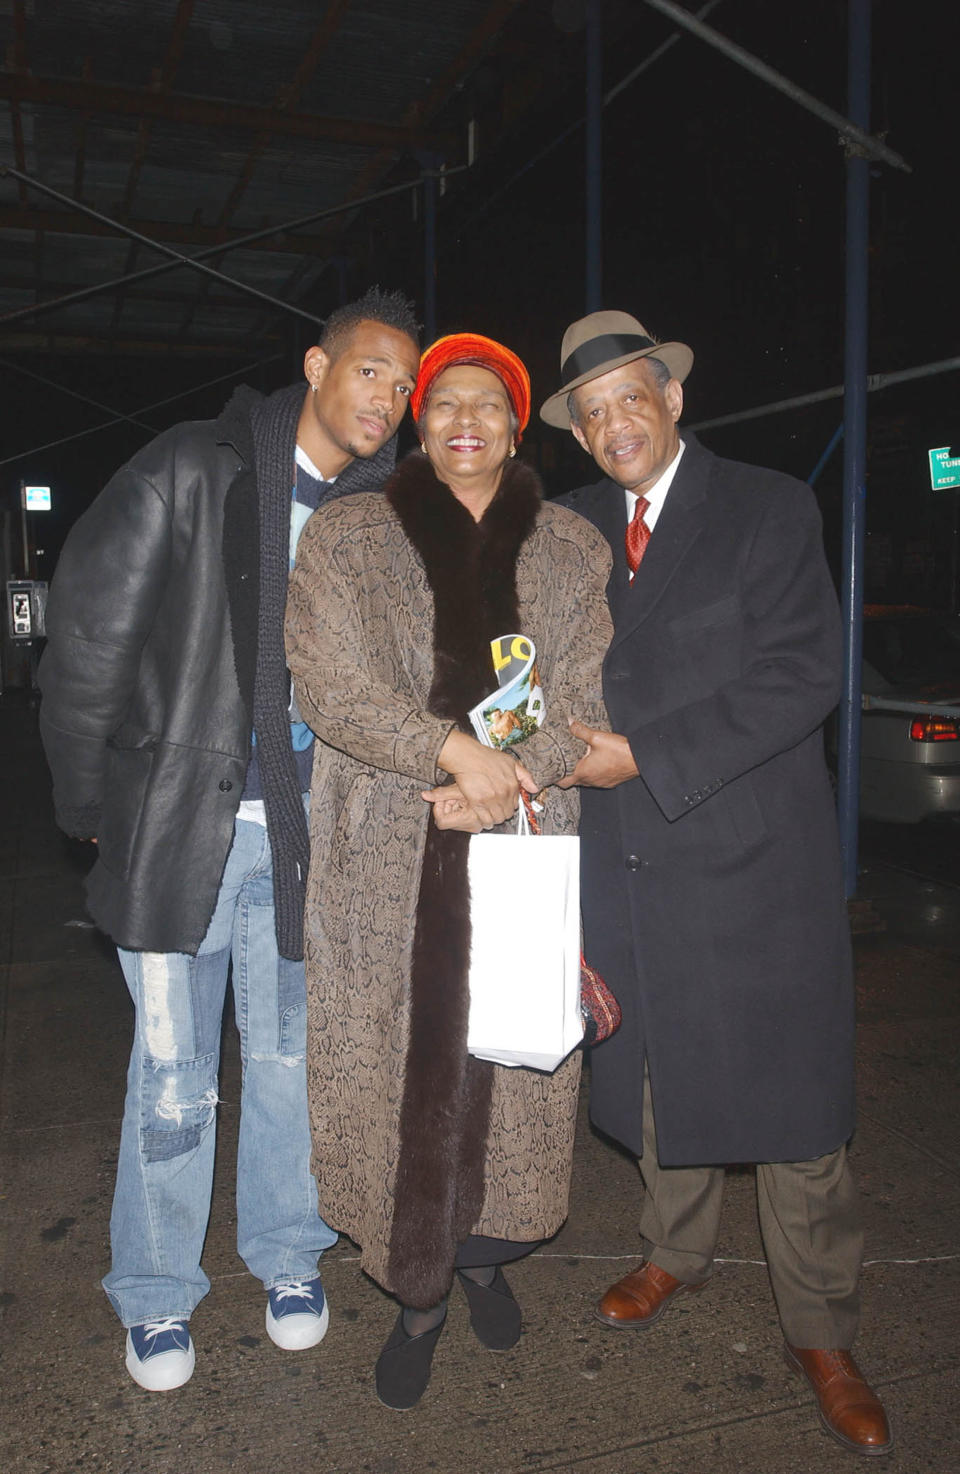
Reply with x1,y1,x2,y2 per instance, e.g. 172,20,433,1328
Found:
2,689,957,1474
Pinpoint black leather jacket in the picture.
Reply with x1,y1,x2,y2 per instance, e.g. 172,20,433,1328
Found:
39,391,395,954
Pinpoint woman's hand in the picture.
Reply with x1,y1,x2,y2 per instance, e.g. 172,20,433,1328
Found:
432,731,536,829
423,759,541,833
421,782,483,833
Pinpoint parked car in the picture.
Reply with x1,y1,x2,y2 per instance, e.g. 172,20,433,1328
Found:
834,607,960,823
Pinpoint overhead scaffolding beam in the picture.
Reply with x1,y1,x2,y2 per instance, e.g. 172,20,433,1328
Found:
0,164,464,332
0,355,161,434
0,165,327,327
0,353,285,469
0,204,335,255
690,357,960,433
0,331,278,358
639,0,910,173
0,71,452,153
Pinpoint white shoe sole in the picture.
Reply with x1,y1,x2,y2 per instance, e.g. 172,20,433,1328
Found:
266,1294,330,1350
124,1332,195,1391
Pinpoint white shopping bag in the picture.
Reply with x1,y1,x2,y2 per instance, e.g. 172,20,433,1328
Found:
466,805,582,1072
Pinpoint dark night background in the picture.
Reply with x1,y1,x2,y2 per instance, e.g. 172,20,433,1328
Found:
2,0,955,607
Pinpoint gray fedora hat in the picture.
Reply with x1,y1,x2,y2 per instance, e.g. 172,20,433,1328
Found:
539,310,694,429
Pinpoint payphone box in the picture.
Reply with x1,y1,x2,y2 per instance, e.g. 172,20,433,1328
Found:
6,580,48,643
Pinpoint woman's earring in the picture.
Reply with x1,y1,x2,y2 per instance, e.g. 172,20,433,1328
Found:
508,445,517,458
311,383,317,393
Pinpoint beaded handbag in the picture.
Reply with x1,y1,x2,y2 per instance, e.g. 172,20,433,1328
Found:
579,955,622,1047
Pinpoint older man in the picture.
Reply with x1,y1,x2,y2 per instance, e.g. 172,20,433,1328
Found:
543,311,891,1457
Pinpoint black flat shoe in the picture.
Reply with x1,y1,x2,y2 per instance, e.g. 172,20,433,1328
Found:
457,1266,522,1350
374,1310,446,1410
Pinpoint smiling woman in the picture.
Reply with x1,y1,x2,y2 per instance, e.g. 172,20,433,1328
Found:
410,332,532,520
419,364,514,506
285,329,613,1411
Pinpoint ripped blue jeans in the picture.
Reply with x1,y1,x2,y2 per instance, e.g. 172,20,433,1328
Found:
102,812,337,1328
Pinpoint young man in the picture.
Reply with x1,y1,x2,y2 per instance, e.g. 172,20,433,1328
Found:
39,287,420,1391
543,310,891,1458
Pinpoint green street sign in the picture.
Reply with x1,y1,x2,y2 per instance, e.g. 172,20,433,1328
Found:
928,445,960,490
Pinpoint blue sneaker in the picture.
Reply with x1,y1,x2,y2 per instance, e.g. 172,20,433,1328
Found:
266,1276,329,1350
125,1318,195,1391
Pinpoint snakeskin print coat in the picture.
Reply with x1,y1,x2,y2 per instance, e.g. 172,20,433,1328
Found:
285,463,612,1299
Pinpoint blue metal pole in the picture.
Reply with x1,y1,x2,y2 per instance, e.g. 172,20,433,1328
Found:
837,0,871,896
585,0,603,311
807,422,844,488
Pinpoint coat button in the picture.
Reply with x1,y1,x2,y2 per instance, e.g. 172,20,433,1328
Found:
625,854,643,871
219,779,233,792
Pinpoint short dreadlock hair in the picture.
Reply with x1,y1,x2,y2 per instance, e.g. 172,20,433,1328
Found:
319,286,420,360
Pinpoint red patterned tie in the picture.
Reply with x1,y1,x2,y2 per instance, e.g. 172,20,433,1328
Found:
625,495,651,579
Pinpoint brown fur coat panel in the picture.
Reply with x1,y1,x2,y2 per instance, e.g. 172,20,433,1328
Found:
384,454,541,1306
384,819,490,1307
286,465,614,1303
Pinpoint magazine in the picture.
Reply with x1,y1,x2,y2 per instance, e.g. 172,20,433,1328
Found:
469,634,545,749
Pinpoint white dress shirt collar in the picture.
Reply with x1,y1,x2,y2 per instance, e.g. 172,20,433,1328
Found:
624,437,685,532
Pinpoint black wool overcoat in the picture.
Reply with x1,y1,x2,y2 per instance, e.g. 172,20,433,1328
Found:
559,433,856,1166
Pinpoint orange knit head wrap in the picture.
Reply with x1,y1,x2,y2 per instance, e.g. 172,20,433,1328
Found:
410,333,532,440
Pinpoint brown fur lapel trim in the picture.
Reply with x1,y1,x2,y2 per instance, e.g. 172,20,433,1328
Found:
386,452,542,723
385,452,542,1308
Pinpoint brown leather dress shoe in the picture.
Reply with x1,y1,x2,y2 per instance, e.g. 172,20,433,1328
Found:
784,1345,893,1456
595,1260,706,1329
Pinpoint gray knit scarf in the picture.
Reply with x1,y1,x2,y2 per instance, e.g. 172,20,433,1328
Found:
248,382,398,958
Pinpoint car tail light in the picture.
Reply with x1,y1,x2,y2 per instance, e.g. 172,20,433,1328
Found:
909,716,960,742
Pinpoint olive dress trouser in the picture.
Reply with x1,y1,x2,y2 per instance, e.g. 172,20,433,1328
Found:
637,1069,863,1348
